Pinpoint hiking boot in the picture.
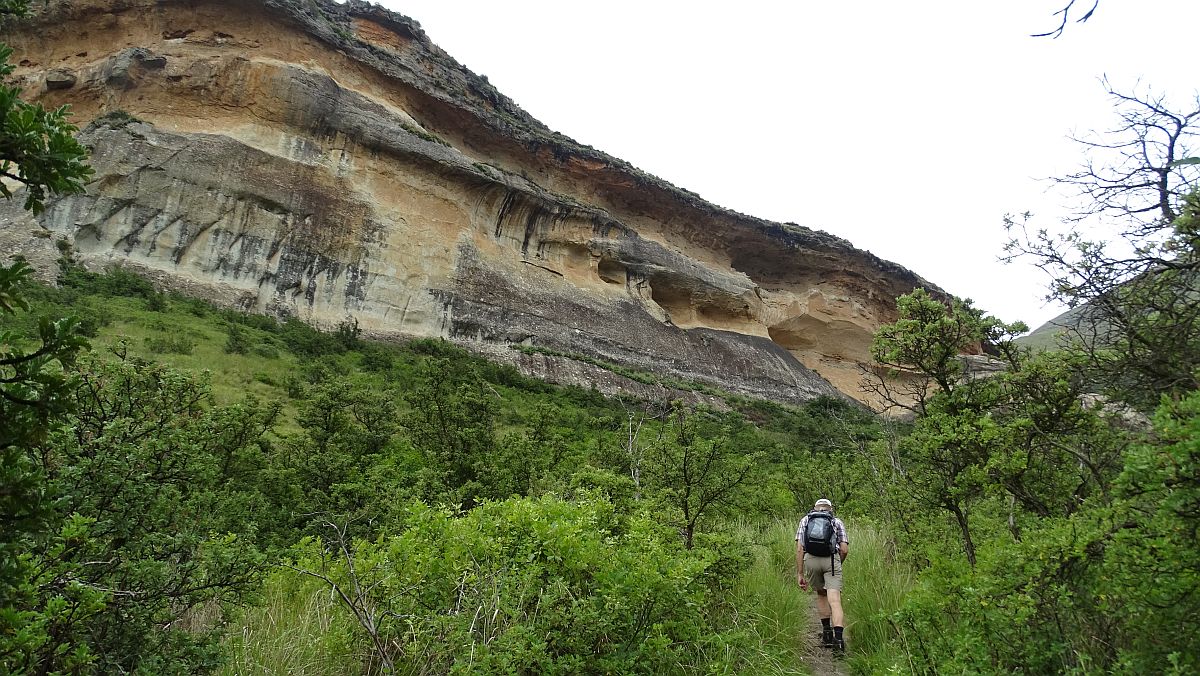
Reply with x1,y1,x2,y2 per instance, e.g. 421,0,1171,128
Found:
832,636,846,657
821,627,834,649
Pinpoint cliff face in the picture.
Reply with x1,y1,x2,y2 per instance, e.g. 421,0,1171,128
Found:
0,0,939,405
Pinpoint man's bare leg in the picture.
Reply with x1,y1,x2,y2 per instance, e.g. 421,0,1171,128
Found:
815,589,831,620
826,589,844,627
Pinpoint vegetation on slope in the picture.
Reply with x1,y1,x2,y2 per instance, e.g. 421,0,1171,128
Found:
4,251,901,673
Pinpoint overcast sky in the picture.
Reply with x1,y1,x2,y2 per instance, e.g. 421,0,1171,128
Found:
371,1,1199,329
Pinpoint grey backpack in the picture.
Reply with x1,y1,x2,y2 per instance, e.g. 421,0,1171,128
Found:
802,510,836,557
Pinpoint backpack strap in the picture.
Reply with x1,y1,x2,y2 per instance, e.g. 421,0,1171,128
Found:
835,518,844,576
820,513,835,574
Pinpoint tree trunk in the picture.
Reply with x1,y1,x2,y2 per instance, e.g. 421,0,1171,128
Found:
949,502,977,566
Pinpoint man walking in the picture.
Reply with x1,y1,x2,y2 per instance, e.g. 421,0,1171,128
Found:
796,498,850,655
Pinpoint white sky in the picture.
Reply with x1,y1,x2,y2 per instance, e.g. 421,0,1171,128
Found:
372,1,1200,329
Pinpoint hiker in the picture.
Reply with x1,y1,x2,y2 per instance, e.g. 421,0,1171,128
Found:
796,498,850,655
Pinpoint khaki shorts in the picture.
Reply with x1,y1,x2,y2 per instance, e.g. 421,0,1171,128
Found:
803,552,843,591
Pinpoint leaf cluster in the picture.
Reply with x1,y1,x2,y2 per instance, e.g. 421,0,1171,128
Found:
0,46,92,213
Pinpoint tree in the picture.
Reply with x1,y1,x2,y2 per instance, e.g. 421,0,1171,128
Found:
780,397,880,513
866,288,1026,417
889,391,1198,674
0,3,94,666
404,357,499,508
645,406,759,550
867,290,1118,563
983,351,1126,521
882,83,1200,675
0,261,92,673
29,357,272,673
607,398,672,501
285,379,404,537
1098,390,1200,672
1059,82,1199,234
1005,84,1200,409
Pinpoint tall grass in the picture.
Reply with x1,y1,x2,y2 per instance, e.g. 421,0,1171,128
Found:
840,523,912,662
219,569,367,676
722,520,812,674
725,518,917,673
841,520,916,672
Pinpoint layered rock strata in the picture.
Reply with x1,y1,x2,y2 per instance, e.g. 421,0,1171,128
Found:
0,0,941,405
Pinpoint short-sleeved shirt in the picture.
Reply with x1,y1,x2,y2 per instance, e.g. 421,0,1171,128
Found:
795,512,849,550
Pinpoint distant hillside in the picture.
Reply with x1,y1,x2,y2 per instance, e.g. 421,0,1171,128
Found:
1017,304,1092,351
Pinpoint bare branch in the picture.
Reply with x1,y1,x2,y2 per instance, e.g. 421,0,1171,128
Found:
1031,0,1099,38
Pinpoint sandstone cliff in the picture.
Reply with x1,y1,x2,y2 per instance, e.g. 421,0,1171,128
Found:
0,0,940,406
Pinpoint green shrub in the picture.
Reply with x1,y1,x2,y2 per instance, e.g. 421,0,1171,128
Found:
334,317,360,350
13,358,275,673
286,495,731,674
144,290,168,312
251,343,280,359
72,301,112,337
179,296,210,317
220,310,280,333
144,334,195,355
224,323,250,354
358,344,393,372
283,373,306,399
280,317,344,357
405,337,466,358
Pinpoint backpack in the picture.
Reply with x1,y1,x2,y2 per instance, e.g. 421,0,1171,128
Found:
802,510,837,557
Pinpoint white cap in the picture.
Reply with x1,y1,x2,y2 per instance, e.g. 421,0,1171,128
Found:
815,498,833,508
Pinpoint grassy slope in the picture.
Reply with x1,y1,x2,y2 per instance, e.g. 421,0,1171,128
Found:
1016,303,1089,352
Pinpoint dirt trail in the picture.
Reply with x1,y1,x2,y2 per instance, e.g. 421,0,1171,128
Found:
802,603,848,676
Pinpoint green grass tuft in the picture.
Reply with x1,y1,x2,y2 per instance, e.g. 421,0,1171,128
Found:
219,569,366,676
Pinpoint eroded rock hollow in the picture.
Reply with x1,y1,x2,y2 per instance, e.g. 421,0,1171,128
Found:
0,0,940,405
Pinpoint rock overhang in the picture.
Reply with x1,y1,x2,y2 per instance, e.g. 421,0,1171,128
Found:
0,0,948,407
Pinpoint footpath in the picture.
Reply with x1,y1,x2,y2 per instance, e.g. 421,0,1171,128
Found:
802,602,848,676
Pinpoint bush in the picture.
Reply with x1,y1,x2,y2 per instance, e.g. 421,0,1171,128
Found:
283,374,306,399
405,337,467,359
334,317,360,350
144,290,168,312
13,358,274,673
251,343,280,359
286,496,729,674
220,310,280,333
358,344,393,373
57,257,159,301
144,334,195,355
224,323,250,354
873,391,1200,675
179,296,211,317
72,301,112,337
280,317,344,358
